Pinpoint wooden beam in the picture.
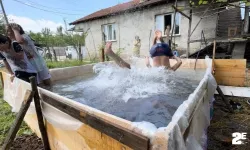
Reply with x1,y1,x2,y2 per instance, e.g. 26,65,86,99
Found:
187,9,192,58
244,5,249,34
189,6,210,37
215,86,250,98
170,0,178,45
0,71,4,88
172,5,190,20
216,86,234,113
188,38,215,43
212,40,216,74
30,77,50,150
40,93,149,150
2,90,34,150
101,47,105,62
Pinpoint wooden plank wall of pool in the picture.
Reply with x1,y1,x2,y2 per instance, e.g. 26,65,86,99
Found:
170,59,248,86
213,59,247,86
40,93,149,150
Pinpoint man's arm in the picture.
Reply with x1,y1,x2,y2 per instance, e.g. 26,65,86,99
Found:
171,56,182,71
105,42,131,69
9,24,26,44
13,30,26,44
8,42,24,60
3,60,14,75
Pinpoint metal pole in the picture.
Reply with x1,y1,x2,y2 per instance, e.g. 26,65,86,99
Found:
0,0,9,25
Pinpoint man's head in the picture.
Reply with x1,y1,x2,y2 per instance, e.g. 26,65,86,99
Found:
0,34,11,51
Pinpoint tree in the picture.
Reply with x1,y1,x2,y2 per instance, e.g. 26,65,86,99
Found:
63,20,87,61
29,23,87,61
56,26,63,36
41,28,56,61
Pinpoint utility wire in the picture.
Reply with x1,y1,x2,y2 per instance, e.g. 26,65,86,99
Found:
12,0,83,16
25,0,84,12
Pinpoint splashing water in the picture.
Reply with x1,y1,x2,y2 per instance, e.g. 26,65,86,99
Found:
52,62,205,128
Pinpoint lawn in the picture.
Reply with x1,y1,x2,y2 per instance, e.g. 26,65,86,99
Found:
46,59,98,69
0,83,32,145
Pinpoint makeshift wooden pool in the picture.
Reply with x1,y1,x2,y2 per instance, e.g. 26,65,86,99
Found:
2,59,219,150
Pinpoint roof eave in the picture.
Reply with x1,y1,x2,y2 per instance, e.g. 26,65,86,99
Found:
69,0,168,25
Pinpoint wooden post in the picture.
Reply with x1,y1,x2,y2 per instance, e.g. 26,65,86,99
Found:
187,9,192,58
2,90,34,150
101,47,105,62
244,5,249,34
216,86,234,113
29,77,50,150
212,40,216,74
170,0,178,47
79,43,82,62
0,71,4,88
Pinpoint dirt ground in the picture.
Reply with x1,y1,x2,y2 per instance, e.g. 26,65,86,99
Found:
10,134,44,150
207,95,250,150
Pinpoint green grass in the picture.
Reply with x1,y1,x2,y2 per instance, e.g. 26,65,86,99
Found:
46,59,98,69
0,83,32,145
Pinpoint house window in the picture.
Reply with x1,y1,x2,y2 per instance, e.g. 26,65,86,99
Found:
102,24,116,41
155,13,180,35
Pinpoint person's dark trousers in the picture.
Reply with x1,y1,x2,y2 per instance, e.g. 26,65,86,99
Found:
15,71,37,83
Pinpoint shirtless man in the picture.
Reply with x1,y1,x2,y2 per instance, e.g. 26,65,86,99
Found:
105,30,182,71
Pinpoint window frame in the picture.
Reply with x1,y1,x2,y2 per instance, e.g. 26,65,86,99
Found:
155,12,181,36
102,23,117,42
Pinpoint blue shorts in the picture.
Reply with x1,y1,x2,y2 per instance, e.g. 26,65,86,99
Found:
150,43,174,58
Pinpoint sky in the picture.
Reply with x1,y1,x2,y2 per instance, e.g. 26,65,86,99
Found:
2,0,130,33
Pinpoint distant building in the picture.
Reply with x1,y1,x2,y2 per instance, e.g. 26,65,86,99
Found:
65,46,87,60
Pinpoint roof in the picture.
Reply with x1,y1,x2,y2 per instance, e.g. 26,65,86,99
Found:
70,0,167,25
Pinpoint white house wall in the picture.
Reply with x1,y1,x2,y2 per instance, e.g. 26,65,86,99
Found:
75,1,218,58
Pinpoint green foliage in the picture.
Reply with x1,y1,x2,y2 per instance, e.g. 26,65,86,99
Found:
0,82,32,145
46,60,94,69
190,0,242,5
29,25,87,61
115,48,124,57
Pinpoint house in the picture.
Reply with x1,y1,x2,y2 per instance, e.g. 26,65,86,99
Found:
70,0,242,58
65,46,87,60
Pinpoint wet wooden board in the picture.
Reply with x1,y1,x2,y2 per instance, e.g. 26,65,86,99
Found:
40,93,149,150
215,86,250,97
